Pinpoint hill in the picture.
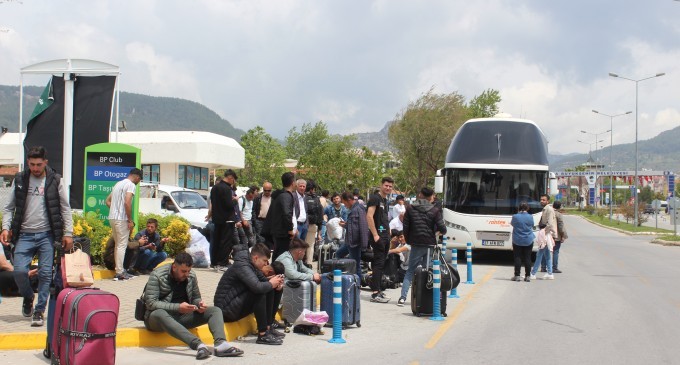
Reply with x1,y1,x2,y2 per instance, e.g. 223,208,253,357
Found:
351,121,395,152
0,84,244,139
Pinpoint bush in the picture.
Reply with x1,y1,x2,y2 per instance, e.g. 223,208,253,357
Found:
72,211,111,265
161,219,191,257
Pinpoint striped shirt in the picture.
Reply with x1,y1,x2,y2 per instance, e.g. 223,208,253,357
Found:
108,178,136,220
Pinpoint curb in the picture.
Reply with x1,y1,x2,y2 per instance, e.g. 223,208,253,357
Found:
0,315,259,350
651,239,680,247
567,214,662,236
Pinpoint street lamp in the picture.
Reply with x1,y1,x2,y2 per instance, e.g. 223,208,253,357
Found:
592,110,633,220
609,72,665,226
581,130,610,208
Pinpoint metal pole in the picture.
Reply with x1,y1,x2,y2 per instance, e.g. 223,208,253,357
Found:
610,115,613,220
634,80,639,227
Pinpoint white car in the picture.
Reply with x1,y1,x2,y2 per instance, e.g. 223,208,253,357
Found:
139,183,209,228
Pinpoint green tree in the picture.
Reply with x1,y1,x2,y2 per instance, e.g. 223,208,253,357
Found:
238,126,288,188
286,122,387,193
639,185,654,204
466,89,501,119
388,88,468,190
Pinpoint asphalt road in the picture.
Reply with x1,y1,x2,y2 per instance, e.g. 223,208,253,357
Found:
2,215,679,365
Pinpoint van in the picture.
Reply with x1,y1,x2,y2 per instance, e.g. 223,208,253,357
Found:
139,183,209,228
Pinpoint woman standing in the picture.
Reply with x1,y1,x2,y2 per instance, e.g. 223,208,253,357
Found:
510,202,535,282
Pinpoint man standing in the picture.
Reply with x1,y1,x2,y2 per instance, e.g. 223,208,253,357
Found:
538,194,557,275
262,172,297,260
367,177,394,303
335,192,368,278
302,180,323,266
295,179,308,241
143,253,243,359
1,146,73,327
550,201,567,273
237,187,257,247
207,170,238,271
106,168,142,281
397,187,447,306
252,181,273,244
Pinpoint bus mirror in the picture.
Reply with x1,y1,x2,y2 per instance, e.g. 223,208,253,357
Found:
434,176,444,194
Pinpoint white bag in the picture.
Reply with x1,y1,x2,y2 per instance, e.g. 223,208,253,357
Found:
186,229,211,268
326,218,344,240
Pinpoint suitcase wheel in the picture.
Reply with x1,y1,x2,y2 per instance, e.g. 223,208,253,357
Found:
356,321,361,328
415,313,422,317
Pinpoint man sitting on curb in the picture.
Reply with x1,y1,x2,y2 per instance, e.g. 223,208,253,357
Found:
143,252,243,360
214,243,285,345
131,218,169,274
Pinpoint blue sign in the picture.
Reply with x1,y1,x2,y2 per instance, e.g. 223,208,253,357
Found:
86,166,136,181
589,188,595,205
669,175,675,198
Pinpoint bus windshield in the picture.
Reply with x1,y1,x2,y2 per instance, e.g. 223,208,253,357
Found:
443,168,546,215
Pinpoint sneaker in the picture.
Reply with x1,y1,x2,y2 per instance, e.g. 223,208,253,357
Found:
195,346,211,360
270,320,285,329
31,311,44,327
553,269,562,274
219,266,228,272
370,293,390,303
529,274,537,280
511,276,521,282
126,268,141,276
379,292,391,301
268,327,286,338
524,276,531,282
256,333,282,345
114,273,129,281
397,297,406,306
22,296,34,317
543,274,555,280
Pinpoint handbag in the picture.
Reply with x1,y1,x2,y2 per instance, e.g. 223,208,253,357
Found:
135,284,147,321
431,246,460,292
61,244,94,288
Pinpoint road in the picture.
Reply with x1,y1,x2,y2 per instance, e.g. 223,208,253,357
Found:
1,215,679,364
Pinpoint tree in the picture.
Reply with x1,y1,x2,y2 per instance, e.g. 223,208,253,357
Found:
638,186,654,204
238,126,288,188
466,89,501,119
286,122,387,193
388,88,468,190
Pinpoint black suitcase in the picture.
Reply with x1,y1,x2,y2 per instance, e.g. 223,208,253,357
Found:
321,258,357,274
410,248,447,317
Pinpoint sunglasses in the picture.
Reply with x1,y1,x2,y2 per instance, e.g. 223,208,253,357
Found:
263,189,272,192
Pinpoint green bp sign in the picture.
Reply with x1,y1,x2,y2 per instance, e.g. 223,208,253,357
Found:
83,143,141,226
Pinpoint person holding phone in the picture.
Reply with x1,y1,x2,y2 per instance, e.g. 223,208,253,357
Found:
214,243,285,345
143,253,243,360
130,218,169,275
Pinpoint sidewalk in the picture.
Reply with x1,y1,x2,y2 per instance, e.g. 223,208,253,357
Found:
0,266,259,350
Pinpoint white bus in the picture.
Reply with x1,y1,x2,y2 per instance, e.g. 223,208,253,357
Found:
434,117,549,251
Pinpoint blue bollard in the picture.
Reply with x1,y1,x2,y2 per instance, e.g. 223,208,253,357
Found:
328,269,346,344
448,248,460,298
465,242,475,284
430,259,444,321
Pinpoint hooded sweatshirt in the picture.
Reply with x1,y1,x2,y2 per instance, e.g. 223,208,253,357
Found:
403,198,447,247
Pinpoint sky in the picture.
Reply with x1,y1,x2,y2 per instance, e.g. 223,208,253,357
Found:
1,0,679,155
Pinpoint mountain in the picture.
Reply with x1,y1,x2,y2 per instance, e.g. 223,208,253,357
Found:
351,121,395,152
549,125,680,172
0,84,244,139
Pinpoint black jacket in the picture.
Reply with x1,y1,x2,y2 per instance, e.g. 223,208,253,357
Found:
213,245,273,322
403,199,447,247
252,193,264,219
261,189,295,239
10,169,65,243
210,180,236,224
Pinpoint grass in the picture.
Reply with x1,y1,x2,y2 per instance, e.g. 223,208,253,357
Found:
565,209,674,234
655,235,680,241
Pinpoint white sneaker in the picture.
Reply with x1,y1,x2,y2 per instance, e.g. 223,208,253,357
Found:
543,274,554,280
529,274,537,280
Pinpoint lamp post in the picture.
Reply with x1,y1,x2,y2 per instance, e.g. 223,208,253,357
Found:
609,72,665,226
592,110,633,220
581,130,610,207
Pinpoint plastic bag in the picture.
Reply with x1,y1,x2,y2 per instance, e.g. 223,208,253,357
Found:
326,218,344,240
186,229,211,268
293,309,329,327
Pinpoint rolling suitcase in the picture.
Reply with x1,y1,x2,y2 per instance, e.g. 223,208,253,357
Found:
281,280,317,327
320,272,361,328
321,258,357,275
411,247,448,317
51,287,120,365
317,239,340,273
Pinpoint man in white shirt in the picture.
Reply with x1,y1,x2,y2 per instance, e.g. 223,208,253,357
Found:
238,187,256,247
295,179,308,241
106,168,142,281
389,212,404,232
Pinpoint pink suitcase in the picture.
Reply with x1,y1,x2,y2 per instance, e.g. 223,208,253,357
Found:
51,287,119,365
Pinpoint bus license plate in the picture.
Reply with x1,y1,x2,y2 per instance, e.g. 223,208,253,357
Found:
482,240,505,246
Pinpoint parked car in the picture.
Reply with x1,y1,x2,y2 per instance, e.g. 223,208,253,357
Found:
139,183,209,228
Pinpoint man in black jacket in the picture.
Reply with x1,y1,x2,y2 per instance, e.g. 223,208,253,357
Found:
397,187,447,307
214,243,285,345
261,172,297,260
207,170,238,270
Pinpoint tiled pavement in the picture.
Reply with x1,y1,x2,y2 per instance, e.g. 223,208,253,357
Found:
0,267,227,334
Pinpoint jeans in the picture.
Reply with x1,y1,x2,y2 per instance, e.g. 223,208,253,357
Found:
134,249,168,271
512,244,533,277
12,231,54,313
297,221,308,241
531,246,553,275
335,242,361,280
146,306,227,349
370,235,389,293
400,245,431,300
541,241,561,270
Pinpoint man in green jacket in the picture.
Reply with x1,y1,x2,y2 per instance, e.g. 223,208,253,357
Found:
143,253,243,360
